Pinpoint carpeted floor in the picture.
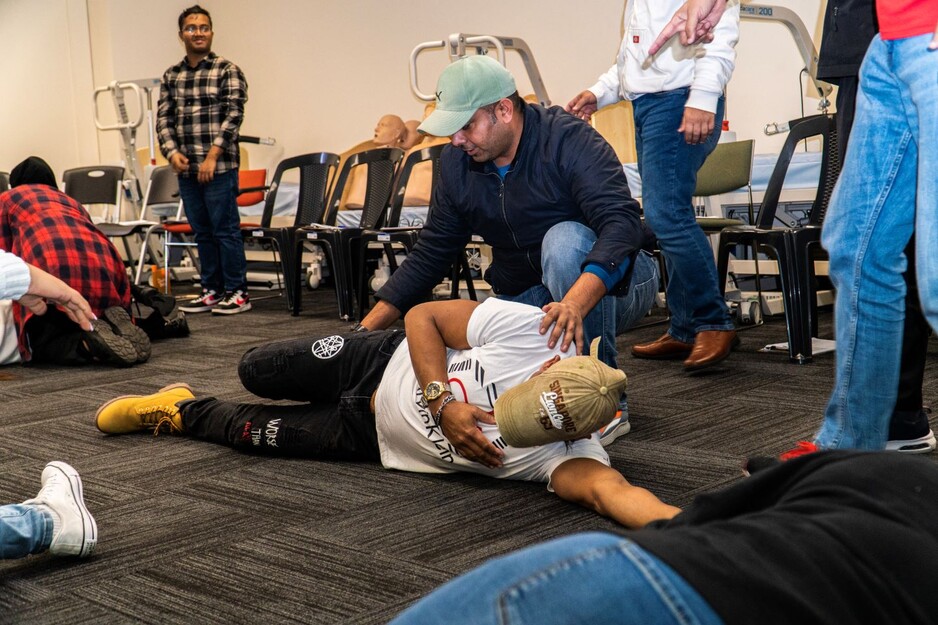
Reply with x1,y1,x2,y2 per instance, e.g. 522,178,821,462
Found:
1,286,935,624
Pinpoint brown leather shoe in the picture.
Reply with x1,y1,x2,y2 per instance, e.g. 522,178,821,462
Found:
683,330,739,372
631,333,694,360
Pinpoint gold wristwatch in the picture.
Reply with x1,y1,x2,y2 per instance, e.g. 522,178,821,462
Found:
422,380,452,404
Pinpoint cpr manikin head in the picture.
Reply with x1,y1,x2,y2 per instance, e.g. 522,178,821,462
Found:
373,114,407,147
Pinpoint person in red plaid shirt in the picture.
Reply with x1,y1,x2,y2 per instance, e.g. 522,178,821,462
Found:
0,157,148,367
157,5,250,316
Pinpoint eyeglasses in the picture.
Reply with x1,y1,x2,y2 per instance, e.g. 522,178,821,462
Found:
182,25,212,34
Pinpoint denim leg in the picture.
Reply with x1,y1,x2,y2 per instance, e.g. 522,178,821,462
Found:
0,504,52,559
816,36,918,449
617,251,660,335
901,39,938,333
177,170,247,293
499,225,658,368
540,221,619,368
389,532,723,625
633,89,732,343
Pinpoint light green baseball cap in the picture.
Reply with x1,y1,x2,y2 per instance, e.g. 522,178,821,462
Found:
418,55,516,137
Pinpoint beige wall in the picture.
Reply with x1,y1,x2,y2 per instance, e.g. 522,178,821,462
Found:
0,0,827,177
0,0,98,179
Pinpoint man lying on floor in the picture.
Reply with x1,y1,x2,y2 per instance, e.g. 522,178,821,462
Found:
94,298,678,529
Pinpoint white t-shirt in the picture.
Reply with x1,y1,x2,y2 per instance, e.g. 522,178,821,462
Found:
375,298,610,484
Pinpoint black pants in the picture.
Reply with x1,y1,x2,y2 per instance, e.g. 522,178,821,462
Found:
181,330,405,460
24,307,90,366
895,238,929,415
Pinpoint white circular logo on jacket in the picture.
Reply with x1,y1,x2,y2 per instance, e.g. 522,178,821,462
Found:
311,335,344,359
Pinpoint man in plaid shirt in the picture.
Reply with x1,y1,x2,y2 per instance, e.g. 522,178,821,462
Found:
157,4,250,315
1,157,146,367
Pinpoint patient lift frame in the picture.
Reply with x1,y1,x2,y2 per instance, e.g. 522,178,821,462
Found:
92,78,161,217
409,33,550,106
741,4,833,134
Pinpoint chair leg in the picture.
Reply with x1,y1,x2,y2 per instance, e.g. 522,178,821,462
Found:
134,225,160,285
292,237,305,316
331,242,352,321
275,232,295,312
774,238,812,364
163,231,172,294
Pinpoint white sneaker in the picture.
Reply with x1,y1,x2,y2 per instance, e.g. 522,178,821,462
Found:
886,429,937,454
179,289,222,313
599,396,631,447
22,462,97,557
211,289,252,315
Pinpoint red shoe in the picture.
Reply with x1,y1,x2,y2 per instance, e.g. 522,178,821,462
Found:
744,441,819,476
779,441,819,460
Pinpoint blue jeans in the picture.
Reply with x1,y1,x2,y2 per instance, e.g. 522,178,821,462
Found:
817,34,938,449
633,89,733,343
390,532,723,625
499,222,660,369
177,169,248,294
0,504,51,559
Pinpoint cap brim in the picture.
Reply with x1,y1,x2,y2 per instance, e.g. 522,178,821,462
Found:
418,108,475,137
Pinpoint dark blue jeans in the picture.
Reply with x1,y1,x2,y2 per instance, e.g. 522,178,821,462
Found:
177,169,247,294
499,222,659,369
633,89,733,343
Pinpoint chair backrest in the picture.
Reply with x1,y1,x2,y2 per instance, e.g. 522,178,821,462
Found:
140,166,180,220
323,147,404,227
0,171,10,193
237,168,268,207
387,143,447,227
62,165,125,222
260,152,339,228
754,115,839,229
694,139,754,197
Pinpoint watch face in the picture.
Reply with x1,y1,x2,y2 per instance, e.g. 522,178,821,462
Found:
424,381,448,401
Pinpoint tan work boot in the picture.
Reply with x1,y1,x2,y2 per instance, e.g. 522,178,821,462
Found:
95,383,194,435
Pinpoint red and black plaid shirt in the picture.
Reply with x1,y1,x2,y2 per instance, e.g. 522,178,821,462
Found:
0,185,131,359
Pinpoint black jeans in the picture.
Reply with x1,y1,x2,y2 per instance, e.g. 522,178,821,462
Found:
895,238,929,415
180,330,405,460
24,307,89,366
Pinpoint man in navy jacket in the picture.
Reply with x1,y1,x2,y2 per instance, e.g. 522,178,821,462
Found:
357,56,657,456
360,56,655,372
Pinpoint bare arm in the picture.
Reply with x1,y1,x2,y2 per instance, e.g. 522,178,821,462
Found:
18,264,95,331
360,299,403,331
551,458,681,528
404,300,505,468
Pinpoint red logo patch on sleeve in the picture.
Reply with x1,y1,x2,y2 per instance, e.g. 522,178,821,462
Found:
633,35,640,43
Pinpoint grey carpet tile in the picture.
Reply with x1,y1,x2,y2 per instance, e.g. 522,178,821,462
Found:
1,290,936,623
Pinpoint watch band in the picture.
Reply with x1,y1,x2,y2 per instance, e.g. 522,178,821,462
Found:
433,393,457,426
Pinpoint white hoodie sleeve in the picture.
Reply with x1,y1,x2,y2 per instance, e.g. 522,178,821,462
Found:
0,250,31,301
686,1,740,113
589,63,624,110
